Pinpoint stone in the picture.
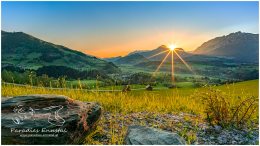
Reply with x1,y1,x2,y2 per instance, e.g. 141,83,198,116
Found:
124,125,186,145
1,94,102,145
217,136,227,144
214,125,222,133
232,140,237,144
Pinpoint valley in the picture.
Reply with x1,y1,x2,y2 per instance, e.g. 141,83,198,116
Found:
2,31,259,90
1,1,259,145
1,30,259,145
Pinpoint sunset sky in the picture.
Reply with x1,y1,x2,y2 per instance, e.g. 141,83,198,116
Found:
2,1,259,58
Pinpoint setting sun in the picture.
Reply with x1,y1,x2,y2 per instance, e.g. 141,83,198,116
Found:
168,44,177,51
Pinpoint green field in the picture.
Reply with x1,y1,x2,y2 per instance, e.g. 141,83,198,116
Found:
1,79,258,144
2,79,258,114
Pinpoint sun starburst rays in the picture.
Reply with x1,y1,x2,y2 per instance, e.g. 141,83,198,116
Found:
171,51,174,83
152,51,171,76
173,50,194,74
147,50,169,59
150,45,195,84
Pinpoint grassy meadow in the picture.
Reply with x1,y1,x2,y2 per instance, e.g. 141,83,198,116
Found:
2,79,258,117
1,79,259,144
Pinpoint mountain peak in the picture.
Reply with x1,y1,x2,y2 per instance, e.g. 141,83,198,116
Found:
228,31,246,36
2,30,27,35
159,45,168,48
233,31,242,34
193,32,259,62
127,50,149,56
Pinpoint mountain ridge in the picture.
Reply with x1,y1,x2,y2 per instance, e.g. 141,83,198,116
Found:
113,53,149,65
193,31,259,62
1,30,120,73
105,31,259,64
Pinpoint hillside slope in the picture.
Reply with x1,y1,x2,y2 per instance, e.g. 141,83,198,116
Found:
1,31,120,73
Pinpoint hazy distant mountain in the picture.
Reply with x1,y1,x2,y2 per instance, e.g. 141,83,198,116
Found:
103,56,122,62
114,53,149,65
128,45,191,62
193,31,259,62
1,31,120,73
137,45,171,60
127,50,149,56
106,45,207,67
104,45,192,66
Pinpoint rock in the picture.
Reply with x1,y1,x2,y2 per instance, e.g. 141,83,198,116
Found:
234,135,240,141
1,94,102,145
124,125,186,145
214,125,222,133
232,140,237,144
210,136,215,140
217,135,227,144
145,85,153,91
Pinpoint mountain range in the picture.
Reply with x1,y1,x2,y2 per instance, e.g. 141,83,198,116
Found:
2,31,258,77
106,31,259,64
106,45,191,65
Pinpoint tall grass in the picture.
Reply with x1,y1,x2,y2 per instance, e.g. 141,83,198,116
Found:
200,88,258,128
1,84,203,114
2,80,258,118
1,80,258,144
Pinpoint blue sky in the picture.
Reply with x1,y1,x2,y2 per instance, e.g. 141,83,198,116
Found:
2,1,259,57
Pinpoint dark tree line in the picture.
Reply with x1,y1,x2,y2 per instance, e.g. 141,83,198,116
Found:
36,65,108,80
2,64,109,80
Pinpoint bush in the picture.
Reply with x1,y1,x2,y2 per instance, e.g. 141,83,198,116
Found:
200,88,258,128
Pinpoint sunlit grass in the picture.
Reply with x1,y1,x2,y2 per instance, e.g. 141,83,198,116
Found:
1,79,258,144
2,80,258,116
1,85,201,114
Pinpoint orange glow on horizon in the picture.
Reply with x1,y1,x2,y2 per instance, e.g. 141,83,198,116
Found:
28,28,217,58
49,30,211,58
